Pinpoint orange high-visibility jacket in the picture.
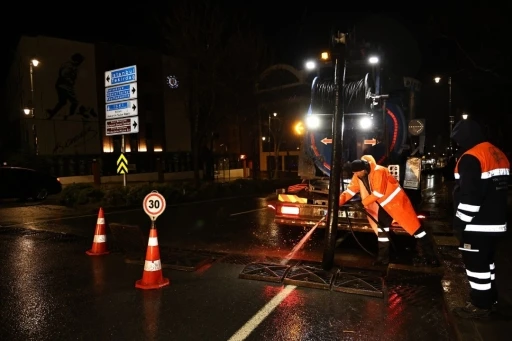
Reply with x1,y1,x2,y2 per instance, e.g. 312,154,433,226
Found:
339,156,380,234
339,155,421,236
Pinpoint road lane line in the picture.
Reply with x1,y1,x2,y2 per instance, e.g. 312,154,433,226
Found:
227,285,297,341
229,208,267,217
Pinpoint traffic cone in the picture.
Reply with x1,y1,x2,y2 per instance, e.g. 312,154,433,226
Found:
135,228,170,289
86,208,110,256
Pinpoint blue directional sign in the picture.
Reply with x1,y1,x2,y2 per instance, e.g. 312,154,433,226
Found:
105,99,138,119
105,82,138,103
105,65,137,87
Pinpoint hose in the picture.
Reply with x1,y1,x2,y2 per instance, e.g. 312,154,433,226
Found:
341,205,376,257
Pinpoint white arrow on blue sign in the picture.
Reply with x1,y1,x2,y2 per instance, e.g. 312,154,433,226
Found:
105,99,138,120
105,65,137,87
105,82,138,103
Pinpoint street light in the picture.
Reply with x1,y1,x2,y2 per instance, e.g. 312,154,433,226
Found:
434,75,453,154
462,113,468,120
27,58,40,155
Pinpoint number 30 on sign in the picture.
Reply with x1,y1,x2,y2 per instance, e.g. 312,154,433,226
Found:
143,191,167,221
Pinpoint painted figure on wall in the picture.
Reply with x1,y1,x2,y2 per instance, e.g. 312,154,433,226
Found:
46,53,97,120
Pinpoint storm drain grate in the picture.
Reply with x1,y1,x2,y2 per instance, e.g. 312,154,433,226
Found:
388,283,444,307
239,262,291,283
283,261,335,290
220,254,262,265
332,269,386,298
387,264,444,284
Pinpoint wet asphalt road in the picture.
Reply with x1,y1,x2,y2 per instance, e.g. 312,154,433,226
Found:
0,184,456,341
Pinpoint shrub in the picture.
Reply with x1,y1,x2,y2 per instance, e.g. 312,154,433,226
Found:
58,178,299,207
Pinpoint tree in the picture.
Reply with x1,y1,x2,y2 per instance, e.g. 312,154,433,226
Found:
155,0,270,184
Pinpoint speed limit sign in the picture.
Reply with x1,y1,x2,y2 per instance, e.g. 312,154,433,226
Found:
143,191,166,221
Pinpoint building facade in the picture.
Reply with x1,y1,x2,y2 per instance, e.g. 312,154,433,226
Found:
256,64,311,176
2,35,191,176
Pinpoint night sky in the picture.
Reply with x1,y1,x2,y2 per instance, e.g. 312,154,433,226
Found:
6,4,512,149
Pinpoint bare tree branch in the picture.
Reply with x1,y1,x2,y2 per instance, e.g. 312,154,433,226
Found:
441,34,501,78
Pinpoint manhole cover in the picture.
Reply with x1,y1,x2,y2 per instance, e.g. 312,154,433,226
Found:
283,261,335,290
239,262,291,283
332,270,386,298
220,254,262,265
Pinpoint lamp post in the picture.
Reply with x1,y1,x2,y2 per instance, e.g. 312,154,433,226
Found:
434,75,453,155
24,58,40,155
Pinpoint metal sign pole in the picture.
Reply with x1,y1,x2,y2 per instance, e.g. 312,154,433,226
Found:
121,134,126,187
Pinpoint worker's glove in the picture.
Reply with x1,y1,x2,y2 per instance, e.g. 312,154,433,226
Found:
352,201,364,210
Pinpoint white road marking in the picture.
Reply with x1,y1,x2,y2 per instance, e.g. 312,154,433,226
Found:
227,285,297,341
229,208,267,217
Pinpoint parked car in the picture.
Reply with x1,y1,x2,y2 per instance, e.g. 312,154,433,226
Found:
0,167,62,201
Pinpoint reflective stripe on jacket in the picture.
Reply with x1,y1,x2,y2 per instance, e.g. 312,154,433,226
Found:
454,142,510,234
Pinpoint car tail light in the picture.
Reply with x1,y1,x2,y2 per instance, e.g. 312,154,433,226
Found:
280,205,300,215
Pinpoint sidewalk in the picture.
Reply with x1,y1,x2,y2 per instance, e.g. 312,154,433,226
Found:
421,182,512,341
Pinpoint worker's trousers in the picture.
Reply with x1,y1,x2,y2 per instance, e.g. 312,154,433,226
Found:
459,232,499,309
376,208,393,262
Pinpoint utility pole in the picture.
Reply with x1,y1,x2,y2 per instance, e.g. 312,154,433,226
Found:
448,76,454,155
322,32,347,270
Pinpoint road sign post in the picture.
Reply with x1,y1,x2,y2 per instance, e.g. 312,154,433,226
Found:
143,191,167,228
105,65,138,187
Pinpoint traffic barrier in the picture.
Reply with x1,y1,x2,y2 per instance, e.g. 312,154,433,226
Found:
86,208,110,256
135,228,170,289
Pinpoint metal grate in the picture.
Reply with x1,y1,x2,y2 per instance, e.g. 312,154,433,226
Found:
239,262,291,283
387,263,444,284
388,283,444,307
332,270,386,298
283,261,335,290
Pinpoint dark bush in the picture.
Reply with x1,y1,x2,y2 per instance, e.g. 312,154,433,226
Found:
58,178,298,207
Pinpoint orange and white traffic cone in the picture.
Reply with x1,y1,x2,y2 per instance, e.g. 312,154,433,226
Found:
86,208,110,256
135,228,170,289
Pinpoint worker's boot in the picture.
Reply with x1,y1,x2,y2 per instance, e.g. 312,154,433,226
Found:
413,231,440,267
373,230,390,266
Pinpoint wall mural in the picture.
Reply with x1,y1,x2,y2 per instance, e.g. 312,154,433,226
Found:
23,35,102,156
46,53,97,121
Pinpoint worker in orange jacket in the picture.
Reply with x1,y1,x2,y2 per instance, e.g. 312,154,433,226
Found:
339,155,439,267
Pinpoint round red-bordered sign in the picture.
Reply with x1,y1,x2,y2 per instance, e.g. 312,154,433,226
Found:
143,191,166,221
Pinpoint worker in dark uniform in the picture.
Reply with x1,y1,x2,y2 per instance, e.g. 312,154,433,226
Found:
450,119,510,319
339,155,439,267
